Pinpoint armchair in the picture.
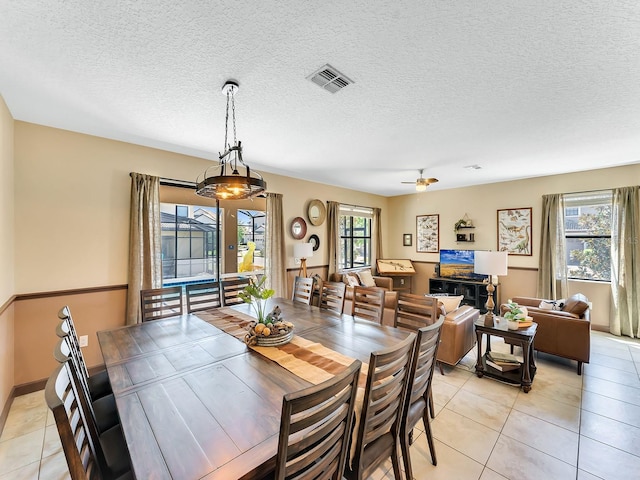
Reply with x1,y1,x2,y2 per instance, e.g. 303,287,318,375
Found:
500,294,591,374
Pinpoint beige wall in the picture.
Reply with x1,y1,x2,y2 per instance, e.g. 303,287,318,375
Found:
14,122,387,294
387,163,640,330
0,96,15,409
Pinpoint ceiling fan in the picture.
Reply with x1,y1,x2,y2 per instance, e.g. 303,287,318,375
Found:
402,169,439,192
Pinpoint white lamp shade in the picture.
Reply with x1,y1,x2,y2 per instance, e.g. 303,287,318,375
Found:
474,251,508,276
293,242,314,259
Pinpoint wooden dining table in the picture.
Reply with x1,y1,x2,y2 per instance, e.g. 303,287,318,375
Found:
97,298,411,480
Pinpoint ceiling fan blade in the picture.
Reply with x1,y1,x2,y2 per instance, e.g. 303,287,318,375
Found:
401,181,415,184
426,178,439,184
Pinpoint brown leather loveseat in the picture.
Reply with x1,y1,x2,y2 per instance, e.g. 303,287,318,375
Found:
501,294,591,374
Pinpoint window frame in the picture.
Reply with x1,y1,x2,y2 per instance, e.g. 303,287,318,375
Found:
563,191,612,282
338,205,373,270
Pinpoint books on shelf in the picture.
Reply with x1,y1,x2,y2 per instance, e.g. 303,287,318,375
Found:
487,351,520,364
486,359,520,372
485,351,521,372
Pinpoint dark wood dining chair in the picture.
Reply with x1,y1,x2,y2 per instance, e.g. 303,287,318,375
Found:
57,306,112,400
395,292,444,381
45,361,133,480
400,316,445,477
395,292,440,331
351,286,385,324
345,333,416,480
53,337,119,435
140,286,183,321
291,276,313,305
186,281,222,313
220,277,251,306
319,280,346,315
275,359,362,480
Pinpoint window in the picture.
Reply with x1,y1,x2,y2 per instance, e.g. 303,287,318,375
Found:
564,191,612,281
237,209,266,271
338,205,372,269
160,204,220,285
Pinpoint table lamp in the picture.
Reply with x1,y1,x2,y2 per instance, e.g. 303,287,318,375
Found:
293,242,314,277
474,250,508,326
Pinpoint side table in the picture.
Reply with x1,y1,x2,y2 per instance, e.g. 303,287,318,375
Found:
475,316,537,393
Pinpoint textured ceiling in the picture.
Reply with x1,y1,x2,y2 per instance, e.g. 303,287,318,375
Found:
1,1,639,196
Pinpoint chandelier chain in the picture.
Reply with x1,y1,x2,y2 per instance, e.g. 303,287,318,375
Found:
223,90,230,152
231,90,237,146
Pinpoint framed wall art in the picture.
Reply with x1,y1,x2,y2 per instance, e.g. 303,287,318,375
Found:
497,207,532,255
416,214,439,253
403,233,412,246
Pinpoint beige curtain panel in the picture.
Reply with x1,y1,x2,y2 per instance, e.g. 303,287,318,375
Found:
327,201,340,275
537,193,568,300
610,186,640,338
266,193,286,297
126,173,162,325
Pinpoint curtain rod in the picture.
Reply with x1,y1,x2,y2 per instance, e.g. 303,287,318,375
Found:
548,185,638,197
128,172,196,189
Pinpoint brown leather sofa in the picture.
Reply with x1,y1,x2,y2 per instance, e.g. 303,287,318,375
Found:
328,270,398,325
393,293,479,367
500,294,591,374
436,305,480,367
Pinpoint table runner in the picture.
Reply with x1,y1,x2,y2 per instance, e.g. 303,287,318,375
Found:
199,306,373,465
198,307,368,387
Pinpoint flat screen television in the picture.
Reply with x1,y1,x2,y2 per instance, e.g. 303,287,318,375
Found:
439,249,486,281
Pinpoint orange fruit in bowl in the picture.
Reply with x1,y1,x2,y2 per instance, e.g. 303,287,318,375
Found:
262,327,271,336
254,323,265,334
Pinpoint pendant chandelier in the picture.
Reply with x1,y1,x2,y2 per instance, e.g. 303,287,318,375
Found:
196,80,267,200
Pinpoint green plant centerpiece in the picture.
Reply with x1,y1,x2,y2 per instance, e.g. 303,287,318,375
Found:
503,300,531,330
239,276,294,346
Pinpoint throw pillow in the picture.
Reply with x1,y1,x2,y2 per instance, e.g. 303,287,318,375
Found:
562,294,589,315
357,269,377,287
539,300,554,310
437,295,464,314
342,273,360,287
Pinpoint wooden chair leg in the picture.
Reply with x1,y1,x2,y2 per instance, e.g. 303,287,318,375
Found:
510,344,514,354
391,441,403,480
400,428,413,480
577,361,583,375
423,412,437,466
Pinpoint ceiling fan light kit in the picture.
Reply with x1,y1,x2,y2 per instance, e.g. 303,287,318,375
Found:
402,168,439,192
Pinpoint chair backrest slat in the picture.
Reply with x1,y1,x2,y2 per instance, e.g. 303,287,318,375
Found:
395,293,440,331
220,278,251,306
291,276,313,305
140,286,183,321
186,282,221,313
319,281,346,315
352,286,385,324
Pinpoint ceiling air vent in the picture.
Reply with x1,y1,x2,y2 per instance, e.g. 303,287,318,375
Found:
307,64,353,93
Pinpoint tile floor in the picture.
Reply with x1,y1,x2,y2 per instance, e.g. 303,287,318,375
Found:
1,330,639,480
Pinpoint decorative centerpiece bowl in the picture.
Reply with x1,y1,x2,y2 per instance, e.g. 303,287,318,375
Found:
239,277,294,346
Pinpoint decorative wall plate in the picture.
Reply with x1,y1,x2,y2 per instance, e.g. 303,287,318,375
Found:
307,199,326,226
291,217,307,239
308,234,320,251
